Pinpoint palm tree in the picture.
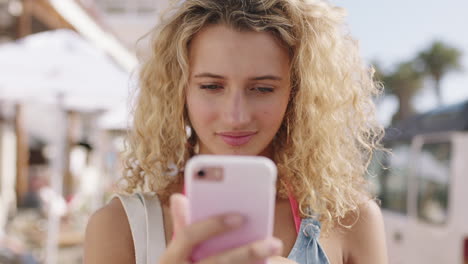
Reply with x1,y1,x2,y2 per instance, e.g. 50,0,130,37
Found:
417,41,462,106
374,61,424,124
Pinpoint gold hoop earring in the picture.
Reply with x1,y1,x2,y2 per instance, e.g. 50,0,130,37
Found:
193,141,200,154
283,116,291,145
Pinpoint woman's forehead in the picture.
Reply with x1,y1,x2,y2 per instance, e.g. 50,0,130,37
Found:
188,24,290,79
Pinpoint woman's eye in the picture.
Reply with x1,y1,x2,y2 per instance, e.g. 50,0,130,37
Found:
252,87,274,93
200,84,223,90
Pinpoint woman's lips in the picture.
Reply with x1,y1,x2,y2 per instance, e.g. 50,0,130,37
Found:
217,132,257,146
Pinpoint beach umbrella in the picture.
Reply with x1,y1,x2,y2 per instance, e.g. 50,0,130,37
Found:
0,29,132,111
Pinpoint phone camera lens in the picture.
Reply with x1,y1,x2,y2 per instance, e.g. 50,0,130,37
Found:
197,170,205,178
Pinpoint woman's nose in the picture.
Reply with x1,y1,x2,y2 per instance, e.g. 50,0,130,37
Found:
222,89,252,128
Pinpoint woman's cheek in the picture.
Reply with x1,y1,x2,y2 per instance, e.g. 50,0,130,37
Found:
187,94,218,129
258,99,288,128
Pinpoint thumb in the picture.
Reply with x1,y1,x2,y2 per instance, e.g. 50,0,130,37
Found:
169,193,189,237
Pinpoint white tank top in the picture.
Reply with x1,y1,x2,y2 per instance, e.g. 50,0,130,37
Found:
114,192,167,264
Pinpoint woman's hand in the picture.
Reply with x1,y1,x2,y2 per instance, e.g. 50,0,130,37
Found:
270,256,298,264
158,194,283,264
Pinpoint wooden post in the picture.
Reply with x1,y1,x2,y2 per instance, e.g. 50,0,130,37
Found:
14,104,29,206
32,0,75,30
17,0,32,38
63,110,77,198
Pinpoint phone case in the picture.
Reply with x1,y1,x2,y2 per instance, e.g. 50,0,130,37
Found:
185,155,277,263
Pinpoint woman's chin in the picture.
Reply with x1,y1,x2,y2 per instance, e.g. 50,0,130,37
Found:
203,146,262,156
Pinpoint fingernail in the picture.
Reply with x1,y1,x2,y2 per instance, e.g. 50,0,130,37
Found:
256,239,282,257
224,214,244,227
269,238,282,255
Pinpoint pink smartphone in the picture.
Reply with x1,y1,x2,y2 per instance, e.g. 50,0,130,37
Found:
185,155,277,263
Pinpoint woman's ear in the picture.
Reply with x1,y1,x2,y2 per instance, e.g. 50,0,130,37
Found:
183,113,199,155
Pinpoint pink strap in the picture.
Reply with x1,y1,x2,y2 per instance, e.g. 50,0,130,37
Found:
287,190,301,234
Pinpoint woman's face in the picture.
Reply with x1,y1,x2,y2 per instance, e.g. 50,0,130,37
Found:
186,24,291,156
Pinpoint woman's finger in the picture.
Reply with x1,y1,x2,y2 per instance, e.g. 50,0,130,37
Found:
196,237,283,264
169,193,189,237
163,212,245,262
269,256,298,264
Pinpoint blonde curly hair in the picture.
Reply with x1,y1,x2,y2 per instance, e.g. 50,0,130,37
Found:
121,0,384,233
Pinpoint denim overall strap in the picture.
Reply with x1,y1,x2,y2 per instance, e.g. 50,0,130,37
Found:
287,218,330,264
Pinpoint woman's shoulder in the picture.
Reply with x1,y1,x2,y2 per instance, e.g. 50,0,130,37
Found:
84,197,135,264
341,199,388,264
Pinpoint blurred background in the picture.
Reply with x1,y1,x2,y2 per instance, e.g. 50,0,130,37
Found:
0,0,466,263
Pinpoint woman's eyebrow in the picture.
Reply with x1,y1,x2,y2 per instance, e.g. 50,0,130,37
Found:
194,72,282,81
249,75,282,81
194,73,225,79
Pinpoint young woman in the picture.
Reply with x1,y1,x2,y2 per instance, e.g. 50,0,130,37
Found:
84,0,388,263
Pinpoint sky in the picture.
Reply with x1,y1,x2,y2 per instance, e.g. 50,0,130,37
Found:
332,0,468,126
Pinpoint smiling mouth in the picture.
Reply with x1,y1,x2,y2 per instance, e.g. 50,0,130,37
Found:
216,131,257,146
